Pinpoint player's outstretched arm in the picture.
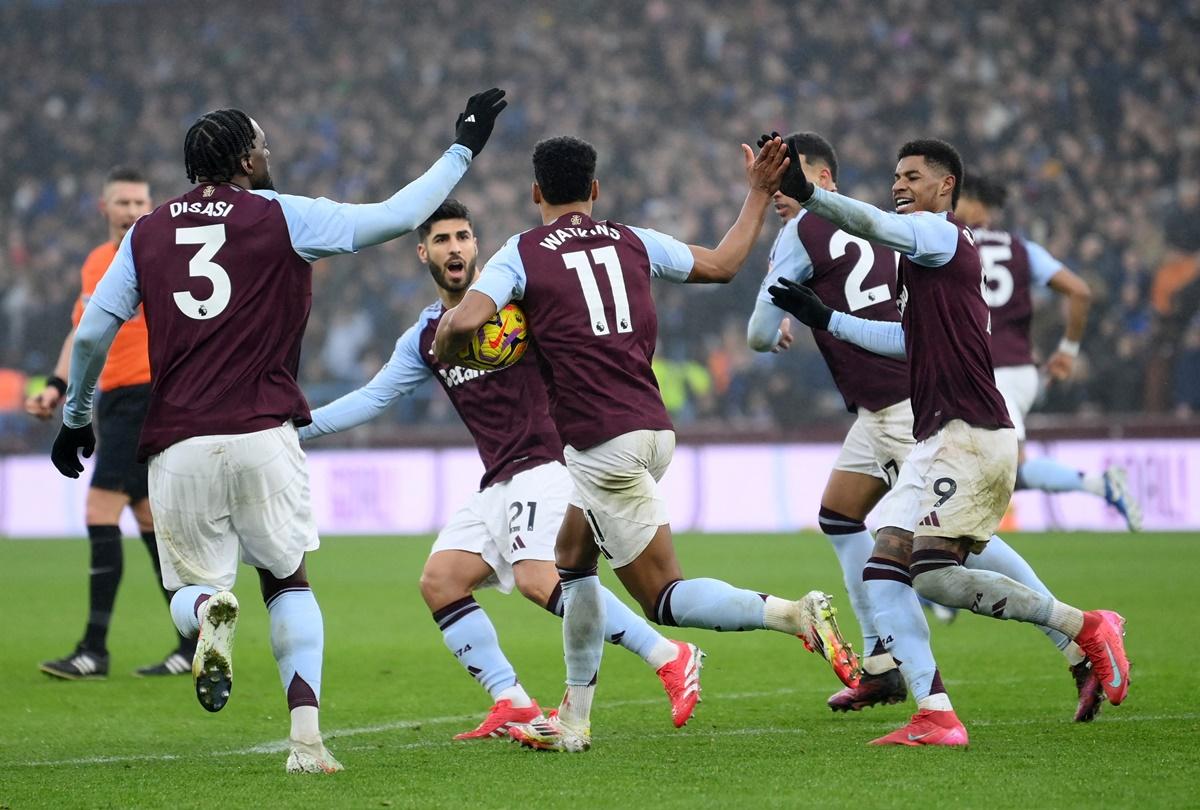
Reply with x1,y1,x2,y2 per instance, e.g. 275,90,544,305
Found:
301,327,432,441
433,290,499,364
768,278,906,359
746,306,793,353
794,183,958,268
352,88,507,250
51,304,123,477
686,137,789,283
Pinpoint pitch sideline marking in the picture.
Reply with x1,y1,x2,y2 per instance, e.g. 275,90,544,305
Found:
16,687,1192,767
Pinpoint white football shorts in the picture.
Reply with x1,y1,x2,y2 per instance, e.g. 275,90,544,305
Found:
993,364,1039,441
563,429,674,569
430,460,570,594
877,419,1017,547
148,422,319,592
834,398,918,487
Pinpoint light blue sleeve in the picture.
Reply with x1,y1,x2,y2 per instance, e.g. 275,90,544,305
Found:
747,218,814,352
802,187,959,267
257,144,472,262
627,225,695,283
1024,239,1063,286
88,224,142,321
469,235,526,310
299,317,432,440
63,305,124,428
828,310,907,359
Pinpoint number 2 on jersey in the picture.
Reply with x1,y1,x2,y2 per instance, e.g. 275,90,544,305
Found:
831,231,893,312
174,224,231,320
563,246,632,336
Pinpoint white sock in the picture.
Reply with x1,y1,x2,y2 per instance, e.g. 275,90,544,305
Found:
290,705,320,744
762,595,800,634
644,638,680,670
1081,473,1106,497
561,684,594,728
496,684,533,709
169,585,218,638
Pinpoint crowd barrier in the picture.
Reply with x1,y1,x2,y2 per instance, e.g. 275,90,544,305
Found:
1,438,1194,538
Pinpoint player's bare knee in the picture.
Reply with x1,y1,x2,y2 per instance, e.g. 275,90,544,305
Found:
258,561,310,605
872,526,913,562
418,563,471,611
512,560,557,606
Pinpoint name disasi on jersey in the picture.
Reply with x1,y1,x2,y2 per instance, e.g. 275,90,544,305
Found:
169,200,235,218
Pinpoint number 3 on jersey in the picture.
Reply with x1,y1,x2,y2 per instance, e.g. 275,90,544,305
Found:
174,224,231,320
563,245,632,336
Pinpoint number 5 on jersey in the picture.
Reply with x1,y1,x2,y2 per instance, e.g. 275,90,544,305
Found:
563,245,632,336
174,224,231,320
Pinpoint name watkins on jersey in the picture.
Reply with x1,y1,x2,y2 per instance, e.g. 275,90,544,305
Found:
169,201,235,218
538,221,622,251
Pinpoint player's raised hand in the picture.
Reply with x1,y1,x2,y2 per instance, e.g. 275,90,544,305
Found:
744,135,790,196
773,317,795,353
778,135,815,203
25,387,62,420
51,422,95,478
1045,350,1076,381
768,277,833,331
454,88,508,157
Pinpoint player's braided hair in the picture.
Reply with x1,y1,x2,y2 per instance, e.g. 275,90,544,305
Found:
183,109,256,184
532,136,597,206
897,138,965,207
960,173,1009,210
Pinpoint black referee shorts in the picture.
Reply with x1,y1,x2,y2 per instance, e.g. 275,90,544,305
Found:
91,383,151,503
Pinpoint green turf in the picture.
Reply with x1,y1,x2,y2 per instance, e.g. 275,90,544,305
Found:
1,532,1196,809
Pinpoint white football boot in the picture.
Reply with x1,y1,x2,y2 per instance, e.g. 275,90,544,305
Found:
193,591,239,712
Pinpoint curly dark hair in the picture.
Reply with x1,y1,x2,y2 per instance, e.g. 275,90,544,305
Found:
532,135,597,206
897,138,964,207
183,108,256,183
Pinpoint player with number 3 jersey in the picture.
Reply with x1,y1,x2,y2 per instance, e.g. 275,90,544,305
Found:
51,92,508,773
434,135,857,753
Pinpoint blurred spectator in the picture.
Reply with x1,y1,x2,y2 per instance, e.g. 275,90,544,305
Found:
1,0,1197,450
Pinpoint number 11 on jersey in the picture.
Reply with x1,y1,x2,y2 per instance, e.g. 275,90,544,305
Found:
563,245,633,336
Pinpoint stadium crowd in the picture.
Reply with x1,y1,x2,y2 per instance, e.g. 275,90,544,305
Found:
1,0,1197,449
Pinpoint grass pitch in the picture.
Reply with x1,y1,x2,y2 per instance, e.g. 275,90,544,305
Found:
1,532,1196,809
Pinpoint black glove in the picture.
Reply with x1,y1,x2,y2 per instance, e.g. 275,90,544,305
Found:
454,88,508,157
756,131,782,149
767,277,833,331
778,136,815,202
51,422,95,479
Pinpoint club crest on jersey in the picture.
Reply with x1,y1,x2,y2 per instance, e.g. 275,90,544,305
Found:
203,186,215,198
571,214,582,225
897,284,909,316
